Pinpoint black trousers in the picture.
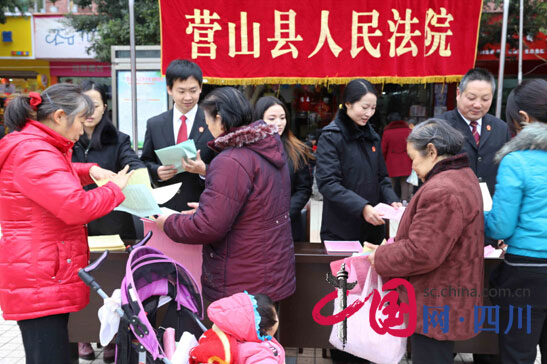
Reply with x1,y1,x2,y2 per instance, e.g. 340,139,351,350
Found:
490,255,547,364
411,333,454,364
499,306,547,364
18,313,71,364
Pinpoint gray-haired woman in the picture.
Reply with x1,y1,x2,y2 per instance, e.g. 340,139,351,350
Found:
367,119,485,363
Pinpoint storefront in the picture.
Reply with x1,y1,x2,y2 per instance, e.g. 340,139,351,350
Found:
0,15,50,135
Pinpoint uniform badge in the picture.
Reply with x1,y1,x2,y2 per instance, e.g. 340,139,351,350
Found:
199,126,204,133
486,125,491,131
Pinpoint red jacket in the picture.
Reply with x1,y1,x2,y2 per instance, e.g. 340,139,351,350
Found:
374,155,484,341
0,121,125,321
164,121,296,302
381,121,412,177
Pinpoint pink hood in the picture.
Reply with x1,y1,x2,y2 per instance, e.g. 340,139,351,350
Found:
207,292,285,364
207,292,264,342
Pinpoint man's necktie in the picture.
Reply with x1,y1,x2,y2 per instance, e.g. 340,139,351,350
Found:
176,115,188,144
470,120,480,146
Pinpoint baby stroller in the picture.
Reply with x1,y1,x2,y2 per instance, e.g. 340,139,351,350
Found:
79,232,206,364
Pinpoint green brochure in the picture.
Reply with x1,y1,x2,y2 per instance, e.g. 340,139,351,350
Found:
154,139,198,174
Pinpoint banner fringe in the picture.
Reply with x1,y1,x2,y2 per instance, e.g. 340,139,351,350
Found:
204,75,463,86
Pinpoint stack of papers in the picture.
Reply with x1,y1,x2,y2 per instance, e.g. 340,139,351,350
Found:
88,235,126,252
373,203,406,221
155,140,197,174
324,240,363,255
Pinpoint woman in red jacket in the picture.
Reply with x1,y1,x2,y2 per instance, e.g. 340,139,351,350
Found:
0,83,132,364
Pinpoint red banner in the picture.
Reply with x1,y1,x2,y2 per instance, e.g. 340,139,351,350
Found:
160,0,483,85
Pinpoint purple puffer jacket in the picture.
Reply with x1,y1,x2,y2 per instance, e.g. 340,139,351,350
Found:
164,121,296,302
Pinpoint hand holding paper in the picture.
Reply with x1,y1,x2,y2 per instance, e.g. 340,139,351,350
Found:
363,205,385,225
89,165,116,181
155,140,198,174
373,203,405,221
181,150,206,176
157,165,177,181
94,168,161,217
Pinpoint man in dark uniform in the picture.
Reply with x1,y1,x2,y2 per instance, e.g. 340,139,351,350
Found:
141,60,215,212
439,68,510,196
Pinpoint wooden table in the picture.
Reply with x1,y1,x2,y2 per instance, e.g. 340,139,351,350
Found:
68,243,502,354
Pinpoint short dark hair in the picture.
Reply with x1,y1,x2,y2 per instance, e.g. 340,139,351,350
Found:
80,80,108,106
254,294,277,337
506,78,547,134
200,87,253,130
459,68,496,94
342,79,377,109
407,118,465,157
165,59,203,88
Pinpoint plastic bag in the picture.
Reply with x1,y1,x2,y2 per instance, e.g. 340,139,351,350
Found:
98,289,122,346
406,170,419,186
329,267,407,364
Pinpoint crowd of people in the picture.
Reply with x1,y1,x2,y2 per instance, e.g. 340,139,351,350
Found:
0,60,545,364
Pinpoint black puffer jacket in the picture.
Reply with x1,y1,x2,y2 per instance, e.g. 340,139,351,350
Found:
316,109,398,244
72,119,145,238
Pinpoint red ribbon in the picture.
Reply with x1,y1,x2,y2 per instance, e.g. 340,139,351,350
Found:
28,92,42,111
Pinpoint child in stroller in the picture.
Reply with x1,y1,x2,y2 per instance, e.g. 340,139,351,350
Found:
189,292,285,364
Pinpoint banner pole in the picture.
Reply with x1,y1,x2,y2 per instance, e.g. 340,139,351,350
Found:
129,0,138,152
496,0,510,119
518,0,523,84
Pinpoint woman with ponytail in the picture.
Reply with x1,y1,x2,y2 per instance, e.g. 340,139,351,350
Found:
254,96,314,241
0,83,132,364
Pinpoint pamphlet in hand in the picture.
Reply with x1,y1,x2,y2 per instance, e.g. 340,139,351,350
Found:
151,183,182,204
154,140,197,174
94,168,162,218
373,203,405,221
479,182,493,212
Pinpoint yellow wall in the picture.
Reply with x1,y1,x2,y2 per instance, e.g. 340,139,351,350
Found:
0,16,33,58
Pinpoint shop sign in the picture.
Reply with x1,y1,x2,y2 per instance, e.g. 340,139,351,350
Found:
0,16,33,59
160,0,482,85
34,15,96,59
49,61,111,77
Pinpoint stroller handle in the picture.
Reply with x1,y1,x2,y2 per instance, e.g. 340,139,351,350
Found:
126,231,153,253
79,250,109,293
